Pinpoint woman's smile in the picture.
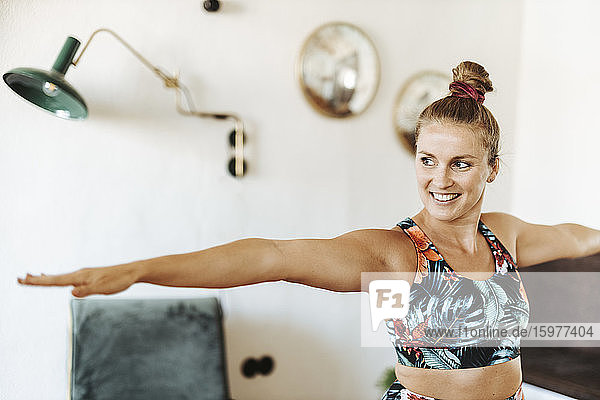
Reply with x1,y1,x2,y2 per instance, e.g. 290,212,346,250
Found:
430,192,462,203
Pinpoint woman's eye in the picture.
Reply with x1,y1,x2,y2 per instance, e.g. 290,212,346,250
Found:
420,157,434,166
420,157,470,169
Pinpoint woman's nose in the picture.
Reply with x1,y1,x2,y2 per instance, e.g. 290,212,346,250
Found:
432,167,453,188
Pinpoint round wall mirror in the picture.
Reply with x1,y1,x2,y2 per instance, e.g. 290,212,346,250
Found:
298,22,380,118
394,71,450,154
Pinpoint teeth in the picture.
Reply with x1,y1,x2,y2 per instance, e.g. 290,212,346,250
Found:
432,192,460,201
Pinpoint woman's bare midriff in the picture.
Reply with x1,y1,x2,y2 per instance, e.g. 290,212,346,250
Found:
395,356,522,400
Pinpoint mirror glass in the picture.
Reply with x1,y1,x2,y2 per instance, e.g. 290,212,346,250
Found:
394,71,450,154
298,22,380,118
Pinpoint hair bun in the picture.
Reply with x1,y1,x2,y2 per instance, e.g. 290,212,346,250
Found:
451,61,493,96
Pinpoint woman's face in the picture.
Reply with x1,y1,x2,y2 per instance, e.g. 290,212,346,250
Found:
415,122,498,222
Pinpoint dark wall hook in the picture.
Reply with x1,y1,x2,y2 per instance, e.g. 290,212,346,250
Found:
203,0,220,12
241,355,274,378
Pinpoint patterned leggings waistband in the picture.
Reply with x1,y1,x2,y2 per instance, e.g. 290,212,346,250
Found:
380,380,524,400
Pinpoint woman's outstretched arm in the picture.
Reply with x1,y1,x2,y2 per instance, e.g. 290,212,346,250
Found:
490,212,600,267
17,229,406,297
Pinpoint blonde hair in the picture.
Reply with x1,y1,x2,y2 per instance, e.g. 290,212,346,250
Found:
415,61,500,167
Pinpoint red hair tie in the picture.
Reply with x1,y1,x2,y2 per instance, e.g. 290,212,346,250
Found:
449,81,485,104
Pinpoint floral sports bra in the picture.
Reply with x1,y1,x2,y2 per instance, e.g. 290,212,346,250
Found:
385,217,530,369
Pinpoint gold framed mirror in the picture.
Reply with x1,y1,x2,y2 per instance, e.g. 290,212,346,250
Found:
394,71,450,154
297,22,380,118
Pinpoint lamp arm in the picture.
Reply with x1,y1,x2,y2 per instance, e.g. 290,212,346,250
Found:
175,85,245,177
71,28,176,86
72,28,246,177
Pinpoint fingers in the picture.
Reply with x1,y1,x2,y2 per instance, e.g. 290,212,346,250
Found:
17,266,133,297
17,270,85,287
71,286,91,298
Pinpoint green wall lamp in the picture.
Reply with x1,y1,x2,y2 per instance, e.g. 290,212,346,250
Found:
3,28,246,177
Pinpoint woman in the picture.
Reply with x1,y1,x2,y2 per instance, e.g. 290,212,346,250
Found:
18,61,600,400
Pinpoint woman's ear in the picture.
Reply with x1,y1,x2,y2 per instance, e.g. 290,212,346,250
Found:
487,158,499,183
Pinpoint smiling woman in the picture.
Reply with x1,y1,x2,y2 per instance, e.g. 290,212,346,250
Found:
16,61,600,400
376,62,531,400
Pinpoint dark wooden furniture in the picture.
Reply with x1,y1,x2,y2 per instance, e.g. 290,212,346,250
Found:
520,253,600,400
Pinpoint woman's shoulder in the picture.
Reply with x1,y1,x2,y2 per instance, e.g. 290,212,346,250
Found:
481,212,520,233
371,223,418,273
350,224,415,250
480,212,519,257
337,224,417,274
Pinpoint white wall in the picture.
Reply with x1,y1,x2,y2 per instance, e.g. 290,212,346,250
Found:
513,4,600,396
0,1,523,399
513,0,600,227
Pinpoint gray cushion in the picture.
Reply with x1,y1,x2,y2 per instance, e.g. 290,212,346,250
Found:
69,297,229,400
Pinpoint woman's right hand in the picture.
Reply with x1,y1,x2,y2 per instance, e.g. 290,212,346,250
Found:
17,264,139,298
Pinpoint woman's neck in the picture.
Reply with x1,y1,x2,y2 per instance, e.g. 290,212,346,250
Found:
412,210,483,254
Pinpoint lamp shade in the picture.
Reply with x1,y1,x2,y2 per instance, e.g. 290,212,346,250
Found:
3,36,88,120
3,67,87,120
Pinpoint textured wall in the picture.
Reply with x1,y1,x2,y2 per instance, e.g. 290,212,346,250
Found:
0,1,522,399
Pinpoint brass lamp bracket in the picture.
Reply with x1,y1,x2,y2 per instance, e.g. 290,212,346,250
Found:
73,28,246,177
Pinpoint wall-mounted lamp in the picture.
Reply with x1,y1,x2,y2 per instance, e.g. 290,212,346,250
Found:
3,28,246,177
